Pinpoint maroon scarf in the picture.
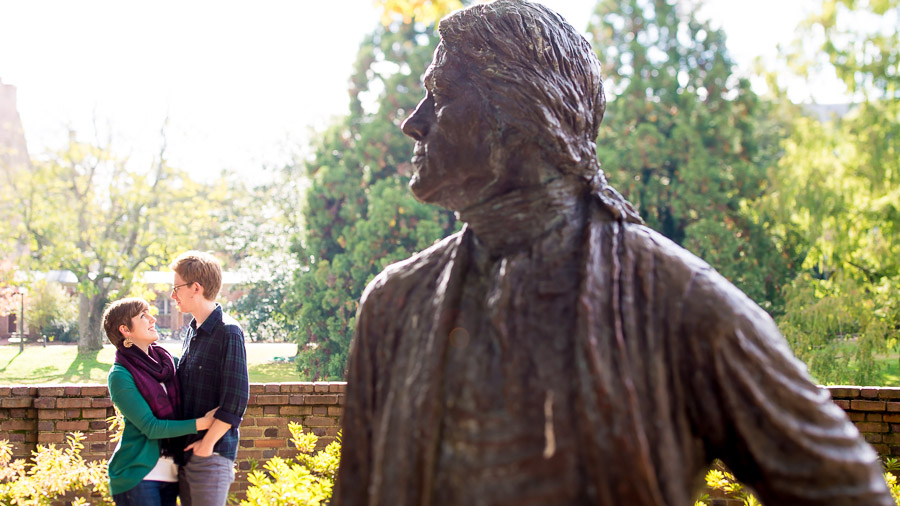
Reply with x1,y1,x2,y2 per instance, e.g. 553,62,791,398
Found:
115,343,182,455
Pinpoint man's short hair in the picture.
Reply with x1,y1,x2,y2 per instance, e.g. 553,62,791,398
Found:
170,251,222,301
438,0,605,179
102,297,150,350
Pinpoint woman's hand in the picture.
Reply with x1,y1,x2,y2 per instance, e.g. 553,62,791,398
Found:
195,407,219,431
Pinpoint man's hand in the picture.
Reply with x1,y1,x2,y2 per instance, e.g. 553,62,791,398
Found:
185,438,216,457
185,418,232,457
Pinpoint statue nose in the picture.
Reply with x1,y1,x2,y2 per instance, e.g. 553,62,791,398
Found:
401,96,433,141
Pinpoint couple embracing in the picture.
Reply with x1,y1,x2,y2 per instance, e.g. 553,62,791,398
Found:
102,251,249,506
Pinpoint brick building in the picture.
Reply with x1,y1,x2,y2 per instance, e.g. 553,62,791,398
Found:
0,77,32,340
0,76,30,174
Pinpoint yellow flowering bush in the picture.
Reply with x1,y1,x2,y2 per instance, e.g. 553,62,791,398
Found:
694,467,761,506
0,414,339,506
0,433,112,506
241,422,340,506
696,459,900,506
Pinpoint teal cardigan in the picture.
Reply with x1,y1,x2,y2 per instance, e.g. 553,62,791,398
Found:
107,363,197,495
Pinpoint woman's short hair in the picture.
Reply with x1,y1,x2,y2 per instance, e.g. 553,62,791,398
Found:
102,298,150,350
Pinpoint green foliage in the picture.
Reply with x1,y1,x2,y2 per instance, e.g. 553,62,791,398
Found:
1,133,230,352
0,433,112,506
46,319,80,343
375,0,464,25
588,0,796,310
778,272,892,385
222,166,305,343
284,15,456,379
231,282,294,343
25,279,77,343
240,422,340,506
763,0,900,385
804,0,899,100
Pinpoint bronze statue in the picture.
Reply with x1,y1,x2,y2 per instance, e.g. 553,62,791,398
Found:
334,1,893,505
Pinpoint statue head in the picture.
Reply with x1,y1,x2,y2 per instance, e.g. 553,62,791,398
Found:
401,0,607,212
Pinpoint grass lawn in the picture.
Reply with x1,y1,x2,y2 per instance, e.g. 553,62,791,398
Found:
808,341,900,387
0,342,301,385
877,355,900,387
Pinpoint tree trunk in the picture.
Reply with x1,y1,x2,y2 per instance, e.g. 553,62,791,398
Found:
77,292,105,353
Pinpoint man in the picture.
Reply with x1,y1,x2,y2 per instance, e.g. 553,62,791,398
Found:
170,251,249,506
334,1,892,505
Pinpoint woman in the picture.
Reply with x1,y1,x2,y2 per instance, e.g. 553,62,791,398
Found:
102,297,217,506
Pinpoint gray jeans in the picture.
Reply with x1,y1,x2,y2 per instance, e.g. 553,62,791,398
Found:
178,454,235,506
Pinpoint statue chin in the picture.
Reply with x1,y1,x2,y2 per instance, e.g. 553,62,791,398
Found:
409,169,456,208
409,179,468,212
409,156,513,211
408,172,437,203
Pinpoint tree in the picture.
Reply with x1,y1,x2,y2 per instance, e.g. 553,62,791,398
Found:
284,3,462,379
376,0,463,25
5,132,227,353
798,0,899,102
587,0,797,309
222,163,306,343
762,0,899,384
24,278,76,343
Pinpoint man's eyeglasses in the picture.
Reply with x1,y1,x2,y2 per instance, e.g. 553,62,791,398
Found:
172,282,192,295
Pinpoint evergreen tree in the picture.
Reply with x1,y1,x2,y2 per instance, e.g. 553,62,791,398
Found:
285,12,458,379
587,0,797,310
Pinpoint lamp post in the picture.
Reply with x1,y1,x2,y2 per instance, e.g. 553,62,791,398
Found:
13,287,26,352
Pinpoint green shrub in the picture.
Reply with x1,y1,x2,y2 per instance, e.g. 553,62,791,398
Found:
46,318,80,343
241,422,340,506
0,433,112,506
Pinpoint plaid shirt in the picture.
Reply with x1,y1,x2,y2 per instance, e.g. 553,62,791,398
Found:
176,304,249,462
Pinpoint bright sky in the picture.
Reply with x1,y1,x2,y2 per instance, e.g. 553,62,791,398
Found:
0,0,838,181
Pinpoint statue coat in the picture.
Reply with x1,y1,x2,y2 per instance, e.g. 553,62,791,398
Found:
334,200,891,506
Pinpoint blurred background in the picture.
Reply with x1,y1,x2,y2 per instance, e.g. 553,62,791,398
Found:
0,0,897,386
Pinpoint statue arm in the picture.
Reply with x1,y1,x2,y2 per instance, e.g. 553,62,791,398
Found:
333,288,380,506
684,273,893,505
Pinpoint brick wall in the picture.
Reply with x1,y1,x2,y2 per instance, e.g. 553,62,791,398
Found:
1,384,898,504
829,386,900,456
0,382,344,502
235,383,345,498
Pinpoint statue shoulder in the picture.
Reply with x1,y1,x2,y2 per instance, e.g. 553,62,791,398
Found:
588,215,714,290
619,222,713,274
614,222,778,337
359,230,465,309
591,215,772,329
